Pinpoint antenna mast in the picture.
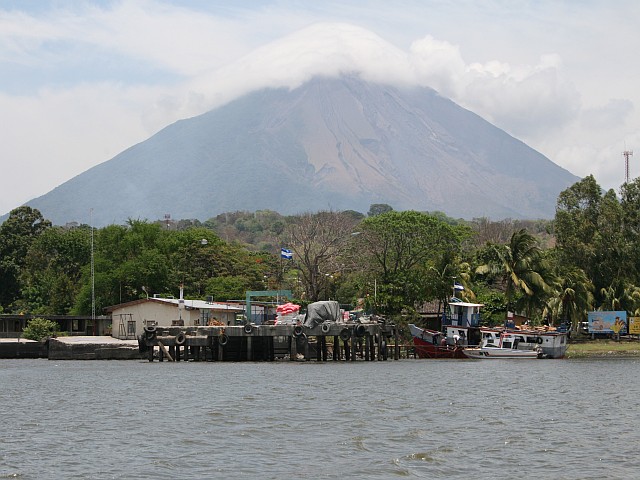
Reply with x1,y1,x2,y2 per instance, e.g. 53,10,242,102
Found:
623,150,633,184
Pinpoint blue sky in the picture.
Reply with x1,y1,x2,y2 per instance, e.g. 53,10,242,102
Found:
1,0,638,217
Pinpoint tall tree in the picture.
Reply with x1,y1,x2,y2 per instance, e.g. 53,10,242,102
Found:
547,266,594,329
0,206,51,310
476,228,552,318
18,225,91,314
357,211,470,313
284,211,360,302
555,176,628,307
554,175,602,276
620,178,640,283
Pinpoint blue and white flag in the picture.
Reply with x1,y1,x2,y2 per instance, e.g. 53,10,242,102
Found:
454,282,465,291
281,248,293,260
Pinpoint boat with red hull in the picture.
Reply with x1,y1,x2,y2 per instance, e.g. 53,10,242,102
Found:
409,299,484,358
409,323,467,358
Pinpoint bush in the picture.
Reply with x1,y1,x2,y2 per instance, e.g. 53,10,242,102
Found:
22,318,60,341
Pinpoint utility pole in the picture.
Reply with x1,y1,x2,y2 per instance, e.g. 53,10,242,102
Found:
90,208,95,326
623,150,633,184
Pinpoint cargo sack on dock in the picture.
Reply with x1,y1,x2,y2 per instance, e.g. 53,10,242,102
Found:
304,301,340,327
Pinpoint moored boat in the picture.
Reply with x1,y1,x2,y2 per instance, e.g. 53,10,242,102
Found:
408,323,466,359
409,299,483,359
463,331,543,359
480,327,568,359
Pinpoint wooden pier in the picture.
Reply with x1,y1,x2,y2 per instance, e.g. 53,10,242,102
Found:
138,322,400,362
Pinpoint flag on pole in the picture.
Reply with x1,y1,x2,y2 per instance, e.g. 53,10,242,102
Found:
281,248,293,260
454,282,465,291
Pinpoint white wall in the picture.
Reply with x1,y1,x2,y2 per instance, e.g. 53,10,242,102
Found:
110,301,240,338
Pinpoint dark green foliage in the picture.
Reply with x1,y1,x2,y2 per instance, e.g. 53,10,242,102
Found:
17,225,90,314
367,204,394,217
7,175,640,322
354,211,471,314
473,289,507,325
554,175,640,313
22,317,61,341
0,207,51,310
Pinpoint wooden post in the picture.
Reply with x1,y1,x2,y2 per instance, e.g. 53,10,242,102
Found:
316,337,322,362
269,337,275,361
247,336,253,361
371,334,376,360
344,339,350,361
290,335,297,361
217,339,224,361
333,335,339,361
158,341,174,361
365,335,371,361
394,328,399,360
147,344,154,362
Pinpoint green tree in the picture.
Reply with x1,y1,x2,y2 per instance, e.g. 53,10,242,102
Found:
548,267,594,330
620,178,640,283
367,203,394,217
599,281,640,314
0,206,52,310
554,175,602,274
205,276,251,301
17,226,90,314
357,211,470,313
591,189,626,296
555,177,629,307
476,228,552,318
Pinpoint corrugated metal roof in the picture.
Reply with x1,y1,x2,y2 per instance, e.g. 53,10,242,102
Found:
105,297,244,312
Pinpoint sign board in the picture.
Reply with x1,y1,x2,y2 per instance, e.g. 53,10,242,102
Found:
629,317,640,335
588,311,627,334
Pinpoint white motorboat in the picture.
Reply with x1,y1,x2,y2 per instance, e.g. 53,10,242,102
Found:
462,331,543,359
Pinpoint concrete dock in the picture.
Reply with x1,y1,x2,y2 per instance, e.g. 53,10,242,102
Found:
47,336,143,360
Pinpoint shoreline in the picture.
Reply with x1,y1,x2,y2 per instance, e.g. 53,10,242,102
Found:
566,338,640,358
2,336,640,359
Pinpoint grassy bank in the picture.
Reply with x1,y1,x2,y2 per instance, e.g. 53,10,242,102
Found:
567,338,640,358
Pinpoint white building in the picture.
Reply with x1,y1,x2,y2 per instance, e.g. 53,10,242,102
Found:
106,297,247,339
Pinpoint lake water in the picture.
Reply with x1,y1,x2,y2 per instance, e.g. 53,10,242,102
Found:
1,358,638,479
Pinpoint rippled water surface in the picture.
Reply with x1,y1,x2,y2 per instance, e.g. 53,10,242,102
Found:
1,358,639,479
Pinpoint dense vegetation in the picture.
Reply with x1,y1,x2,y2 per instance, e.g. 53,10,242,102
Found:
1,175,639,330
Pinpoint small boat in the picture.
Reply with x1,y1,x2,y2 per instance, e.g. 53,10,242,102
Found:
480,327,568,359
408,323,466,359
409,299,483,359
463,332,543,359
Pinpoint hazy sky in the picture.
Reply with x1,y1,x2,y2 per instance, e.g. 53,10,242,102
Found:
1,0,638,217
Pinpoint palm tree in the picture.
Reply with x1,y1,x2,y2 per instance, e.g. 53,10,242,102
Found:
476,229,553,319
599,281,640,313
549,267,594,331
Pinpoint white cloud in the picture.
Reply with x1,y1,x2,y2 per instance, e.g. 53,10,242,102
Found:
1,0,640,215
409,35,466,98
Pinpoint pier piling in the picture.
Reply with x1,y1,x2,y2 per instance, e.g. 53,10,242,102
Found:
139,322,397,363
